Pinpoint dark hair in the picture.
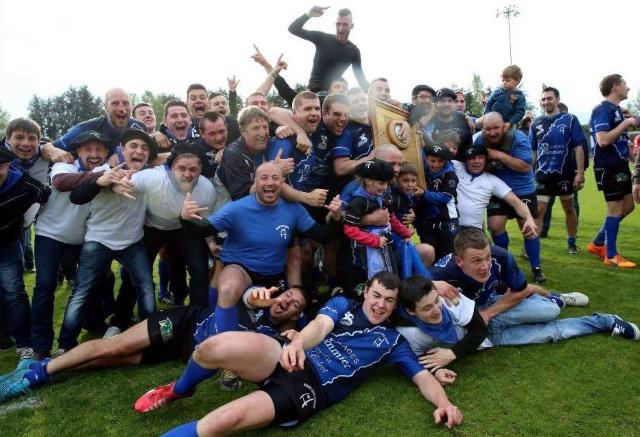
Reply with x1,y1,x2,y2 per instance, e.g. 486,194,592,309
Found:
199,111,227,131
287,286,311,311
557,102,569,113
411,84,436,98
6,118,41,140
208,92,227,100
454,227,489,256
366,271,400,292
132,102,152,117
163,100,189,118
439,129,460,147
502,64,523,82
599,74,623,97
542,86,560,99
186,83,207,96
399,160,419,177
292,91,319,110
338,8,351,17
399,275,435,311
322,94,349,113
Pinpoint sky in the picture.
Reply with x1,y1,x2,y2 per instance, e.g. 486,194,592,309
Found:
1,0,639,125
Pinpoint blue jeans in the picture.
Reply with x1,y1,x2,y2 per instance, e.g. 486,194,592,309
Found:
58,240,155,350
0,239,31,347
489,313,613,346
31,236,81,354
482,294,561,335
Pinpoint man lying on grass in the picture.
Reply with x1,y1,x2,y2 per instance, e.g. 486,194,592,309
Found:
396,273,639,380
0,286,307,403
135,271,463,436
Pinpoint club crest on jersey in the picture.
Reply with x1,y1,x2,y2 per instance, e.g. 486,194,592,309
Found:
432,179,441,190
158,317,174,344
615,173,628,182
536,124,544,136
299,383,317,410
248,309,264,323
276,224,290,239
558,180,571,192
317,135,328,150
340,311,354,326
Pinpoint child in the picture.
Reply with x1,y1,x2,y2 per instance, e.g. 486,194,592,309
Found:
484,64,526,134
394,161,420,223
415,144,459,262
342,159,413,294
439,129,461,160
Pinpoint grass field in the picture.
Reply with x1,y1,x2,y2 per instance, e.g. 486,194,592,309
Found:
1,181,639,437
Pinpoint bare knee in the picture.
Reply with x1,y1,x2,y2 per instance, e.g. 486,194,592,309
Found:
193,334,228,366
198,408,246,436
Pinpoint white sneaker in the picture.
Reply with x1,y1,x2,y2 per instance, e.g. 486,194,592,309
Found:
559,292,589,307
52,349,67,358
17,347,35,362
103,326,122,338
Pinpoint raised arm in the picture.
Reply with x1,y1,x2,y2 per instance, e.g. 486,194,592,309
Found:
288,6,329,41
280,313,334,372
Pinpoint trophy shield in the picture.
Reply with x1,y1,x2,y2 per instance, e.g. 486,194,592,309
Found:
369,99,426,188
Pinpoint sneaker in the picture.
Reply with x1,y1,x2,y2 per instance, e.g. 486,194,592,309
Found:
0,336,15,352
219,369,241,391
159,292,176,306
17,347,35,362
134,381,193,413
532,268,546,284
0,358,36,385
604,255,637,269
0,360,37,403
567,244,578,255
558,292,589,307
52,349,67,358
103,326,122,338
586,242,606,259
611,316,640,340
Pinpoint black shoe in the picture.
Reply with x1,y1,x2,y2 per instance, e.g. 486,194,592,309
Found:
532,268,546,284
0,336,15,351
567,244,578,255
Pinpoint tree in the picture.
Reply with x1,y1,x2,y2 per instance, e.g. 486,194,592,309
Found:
138,91,178,129
628,89,640,115
28,85,103,140
0,103,10,139
266,82,307,109
468,73,486,117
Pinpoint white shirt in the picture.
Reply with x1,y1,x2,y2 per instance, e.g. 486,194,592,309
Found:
453,160,511,228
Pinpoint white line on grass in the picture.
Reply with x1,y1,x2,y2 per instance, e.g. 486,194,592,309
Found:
0,397,41,416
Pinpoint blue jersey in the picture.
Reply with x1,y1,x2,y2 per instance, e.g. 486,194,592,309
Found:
333,121,373,160
474,130,535,195
209,194,316,275
427,245,527,306
53,116,146,150
590,100,629,167
266,136,308,187
530,112,587,178
307,296,423,405
484,87,526,126
193,304,281,345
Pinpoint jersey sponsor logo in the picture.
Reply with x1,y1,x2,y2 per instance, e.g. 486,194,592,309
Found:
158,317,174,344
615,172,628,182
299,383,317,410
357,133,369,149
276,224,291,239
435,253,452,267
340,311,354,326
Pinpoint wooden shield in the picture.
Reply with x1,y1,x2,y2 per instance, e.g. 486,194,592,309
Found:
369,99,426,188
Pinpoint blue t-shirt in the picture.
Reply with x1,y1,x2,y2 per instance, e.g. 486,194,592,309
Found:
333,121,373,160
590,100,629,168
209,194,316,275
52,116,146,150
307,296,423,405
474,130,535,195
426,245,527,306
530,112,587,178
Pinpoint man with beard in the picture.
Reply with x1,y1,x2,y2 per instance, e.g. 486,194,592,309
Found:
289,6,368,93
422,88,474,152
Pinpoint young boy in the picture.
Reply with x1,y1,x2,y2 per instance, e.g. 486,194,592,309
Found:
342,159,413,295
484,64,526,134
415,145,459,262
439,129,461,160
394,161,420,222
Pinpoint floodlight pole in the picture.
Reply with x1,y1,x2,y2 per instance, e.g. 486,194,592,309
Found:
497,5,520,64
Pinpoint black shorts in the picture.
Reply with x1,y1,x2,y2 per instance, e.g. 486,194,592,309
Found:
487,192,538,219
223,262,285,288
535,174,575,197
140,306,205,364
261,364,327,426
594,163,632,201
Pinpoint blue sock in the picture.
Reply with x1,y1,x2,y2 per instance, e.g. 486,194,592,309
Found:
492,232,509,250
547,293,566,309
174,358,216,396
161,420,198,437
593,223,606,246
214,304,238,333
208,287,218,307
605,216,621,258
24,358,51,387
567,236,576,247
524,237,541,269
158,260,169,297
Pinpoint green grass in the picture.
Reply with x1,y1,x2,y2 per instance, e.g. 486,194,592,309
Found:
1,181,639,436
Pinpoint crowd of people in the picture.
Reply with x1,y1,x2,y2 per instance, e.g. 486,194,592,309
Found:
1,5,639,436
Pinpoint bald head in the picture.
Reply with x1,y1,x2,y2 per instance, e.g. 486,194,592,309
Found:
256,161,283,178
482,112,505,145
374,144,403,178
104,88,132,130
255,161,283,205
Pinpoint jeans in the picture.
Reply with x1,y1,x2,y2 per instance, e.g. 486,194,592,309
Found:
482,294,561,335
490,313,613,346
21,226,34,270
0,239,31,347
58,240,155,350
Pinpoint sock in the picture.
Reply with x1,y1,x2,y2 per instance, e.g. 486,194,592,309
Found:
492,232,509,250
158,260,169,297
174,358,216,396
524,237,541,269
604,216,621,258
547,293,566,309
24,358,51,387
567,236,576,248
593,223,606,246
214,305,238,334
161,420,198,437
208,287,218,307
